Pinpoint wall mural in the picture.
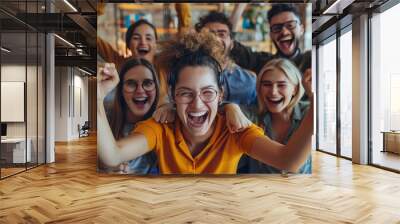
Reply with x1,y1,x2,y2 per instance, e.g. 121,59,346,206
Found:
97,2,312,175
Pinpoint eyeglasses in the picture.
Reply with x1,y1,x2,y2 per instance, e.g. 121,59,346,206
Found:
210,30,230,39
123,79,155,93
270,20,299,33
175,88,218,104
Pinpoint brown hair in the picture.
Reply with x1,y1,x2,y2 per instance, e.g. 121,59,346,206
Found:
156,31,226,98
110,58,160,139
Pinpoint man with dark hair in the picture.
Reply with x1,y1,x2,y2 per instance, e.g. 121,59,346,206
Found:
195,11,257,106
195,11,234,57
231,4,312,174
230,3,311,75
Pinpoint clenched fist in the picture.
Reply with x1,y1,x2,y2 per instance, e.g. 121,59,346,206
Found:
98,63,119,101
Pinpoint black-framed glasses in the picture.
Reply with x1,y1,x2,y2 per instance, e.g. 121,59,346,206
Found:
175,88,219,104
270,20,299,33
123,79,155,93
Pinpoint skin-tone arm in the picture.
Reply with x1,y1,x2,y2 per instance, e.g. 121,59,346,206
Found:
224,103,252,133
230,3,248,32
152,101,176,124
247,72,314,172
175,3,192,34
248,101,313,172
97,63,152,167
153,101,252,133
97,37,126,70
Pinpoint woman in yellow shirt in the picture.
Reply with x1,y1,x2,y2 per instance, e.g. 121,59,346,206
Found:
97,31,313,174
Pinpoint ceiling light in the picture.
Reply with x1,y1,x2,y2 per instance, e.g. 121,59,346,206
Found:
54,34,75,48
78,67,93,76
1,47,11,53
322,0,355,15
63,0,78,12
76,48,85,55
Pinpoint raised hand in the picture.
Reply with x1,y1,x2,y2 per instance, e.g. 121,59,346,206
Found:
98,63,119,101
225,103,252,133
153,103,176,123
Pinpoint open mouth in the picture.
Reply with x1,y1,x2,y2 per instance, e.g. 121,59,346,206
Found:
278,37,294,52
137,47,150,56
132,97,148,106
187,111,209,128
267,98,284,105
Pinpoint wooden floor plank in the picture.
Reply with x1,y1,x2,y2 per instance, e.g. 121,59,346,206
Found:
0,134,399,223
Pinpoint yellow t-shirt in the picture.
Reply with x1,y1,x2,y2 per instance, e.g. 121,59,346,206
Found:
133,114,264,174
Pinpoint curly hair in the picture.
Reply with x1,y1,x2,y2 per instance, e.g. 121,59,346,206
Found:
156,31,226,97
194,11,233,38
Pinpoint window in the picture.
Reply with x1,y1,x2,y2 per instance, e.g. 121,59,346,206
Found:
317,36,337,154
370,3,400,171
339,28,352,158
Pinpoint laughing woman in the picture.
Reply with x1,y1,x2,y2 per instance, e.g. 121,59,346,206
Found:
98,19,168,101
97,32,313,174
237,58,312,174
98,58,159,174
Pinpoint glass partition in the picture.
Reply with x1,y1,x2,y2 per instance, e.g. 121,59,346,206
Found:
1,26,28,178
37,32,45,165
339,28,352,158
27,31,38,169
317,36,337,155
0,0,46,179
370,3,400,171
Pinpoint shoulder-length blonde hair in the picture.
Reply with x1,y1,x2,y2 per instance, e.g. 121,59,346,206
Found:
256,58,304,114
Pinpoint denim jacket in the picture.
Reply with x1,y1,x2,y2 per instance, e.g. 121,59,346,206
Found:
237,101,312,174
221,64,257,107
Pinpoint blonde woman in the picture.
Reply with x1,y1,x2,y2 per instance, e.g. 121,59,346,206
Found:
237,58,312,174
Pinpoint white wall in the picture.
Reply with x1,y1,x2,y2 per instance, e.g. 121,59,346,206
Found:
73,73,89,137
1,64,46,164
1,65,26,139
55,66,69,141
54,67,89,141
1,65,35,137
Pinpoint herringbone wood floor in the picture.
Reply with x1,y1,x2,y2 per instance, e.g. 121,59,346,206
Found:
1,135,400,224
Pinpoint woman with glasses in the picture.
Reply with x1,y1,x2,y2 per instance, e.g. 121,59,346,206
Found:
98,58,160,174
97,31,313,174
237,58,312,174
